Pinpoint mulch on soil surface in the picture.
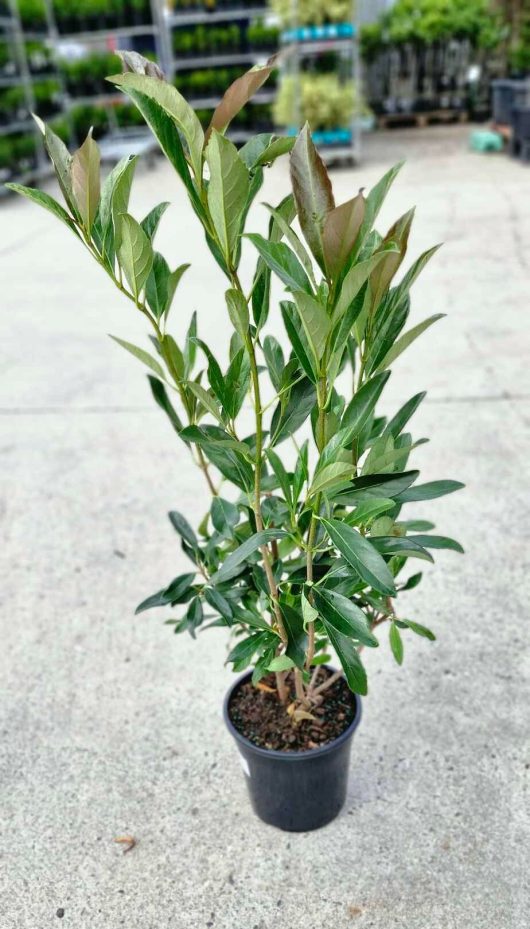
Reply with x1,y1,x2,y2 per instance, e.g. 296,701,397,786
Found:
228,669,357,752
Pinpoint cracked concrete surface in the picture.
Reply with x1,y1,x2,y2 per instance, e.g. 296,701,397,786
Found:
1,125,529,928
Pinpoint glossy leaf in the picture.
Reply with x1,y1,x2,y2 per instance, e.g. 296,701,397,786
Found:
111,72,204,182
281,603,307,669
373,314,446,373
313,588,378,647
270,378,316,446
5,183,78,234
210,529,287,584
403,619,436,640
206,131,250,263
109,335,164,378
246,234,312,294
206,58,276,139
225,288,249,342
326,626,367,695
408,534,464,554
334,246,398,321
290,123,334,271
116,213,153,299
341,371,390,439
308,462,355,498
321,518,397,595
397,480,465,502
292,291,331,363
141,200,169,240
389,622,404,665
71,130,100,232
323,191,365,278
147,375,184,436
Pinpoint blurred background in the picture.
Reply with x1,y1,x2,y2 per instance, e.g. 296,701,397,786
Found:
1,2,529,928
0,0,529,177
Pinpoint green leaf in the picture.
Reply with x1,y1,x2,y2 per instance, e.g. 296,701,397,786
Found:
370,536,434,562
227,631,272,667
290,122,334,271
334,247,398,321
206,59,276,139
323,191,366,279
250,135,295,168
109,155,136,249
140,200,169,240
270,378,316,446
321,517,397,596
211,497,240,536
326,626,367,695
400,572,423,591
397,480,465,503
206,130,249,262
145,252,171,319
280,301,318,382
281,603,307,669
408,534,464,554
246,234,312,294
341,371,390,439
71,129,100,232
266,448,292,508
264,202,316,285
268,654,295,672
168,510,197,549
308,462,355,498
403,619,436,641
111,72,204,182
384,392,426,439
95,154,135,259
373,314,445,374
109,335,164,378
301,590,318,629
346,498,395,526
147,375,184,436
292,291,331,363
34,116,78,217
179,425,250,456
135,572,195,613
5,183,78,234
336,470,419,504
313,588,378,647
391,244,441,308
210,530,287,584
360,162,404,248
262,336,285,393
116,213,153,299
186,381,223,424
225,288,249,343
389,622,404,665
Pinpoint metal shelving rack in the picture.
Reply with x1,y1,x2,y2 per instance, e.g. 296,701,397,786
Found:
40,0,169,160
278,1,361,164
0,1,48,191
167,3,277,143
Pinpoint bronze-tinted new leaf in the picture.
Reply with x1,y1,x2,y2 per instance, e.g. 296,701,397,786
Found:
71,129,100,232
290,123,335,272
206,57,277,143
323,191,366,279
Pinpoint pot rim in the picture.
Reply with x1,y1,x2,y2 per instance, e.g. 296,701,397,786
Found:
223,667,362,762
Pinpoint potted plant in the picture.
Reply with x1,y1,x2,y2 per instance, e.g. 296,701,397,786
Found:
7,54,463,832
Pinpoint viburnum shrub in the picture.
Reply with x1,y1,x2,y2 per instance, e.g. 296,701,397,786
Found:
7,53,463,714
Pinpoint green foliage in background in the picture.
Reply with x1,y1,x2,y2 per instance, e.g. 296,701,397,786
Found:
271,0,354,27
366,0,504,50
7,56,463,711
274,74,368,130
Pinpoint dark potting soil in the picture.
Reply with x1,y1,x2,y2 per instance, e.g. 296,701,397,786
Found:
228,669,356,752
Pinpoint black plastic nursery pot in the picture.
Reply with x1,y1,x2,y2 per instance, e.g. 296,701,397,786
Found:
223,670,362,832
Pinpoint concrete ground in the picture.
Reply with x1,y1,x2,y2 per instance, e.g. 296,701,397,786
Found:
1,125,529,928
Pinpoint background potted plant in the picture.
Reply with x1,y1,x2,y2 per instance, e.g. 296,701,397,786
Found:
7,53,463,832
